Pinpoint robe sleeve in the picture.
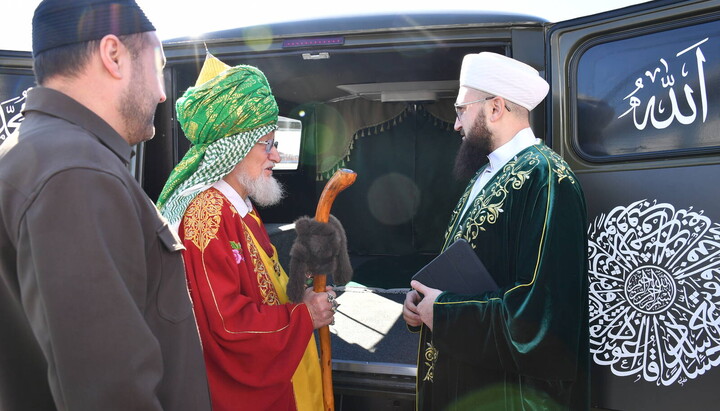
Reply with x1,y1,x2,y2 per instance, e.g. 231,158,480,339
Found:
432,164,588,381
181,199,314,386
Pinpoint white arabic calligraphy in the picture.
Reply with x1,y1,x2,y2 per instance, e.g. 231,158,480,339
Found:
588,200,720,386
618,38,709,130
0,88,30,143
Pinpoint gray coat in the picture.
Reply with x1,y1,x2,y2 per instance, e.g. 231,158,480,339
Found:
0,87,211,410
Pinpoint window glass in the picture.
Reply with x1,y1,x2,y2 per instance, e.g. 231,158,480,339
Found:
274,115,301,170
576,20,720,160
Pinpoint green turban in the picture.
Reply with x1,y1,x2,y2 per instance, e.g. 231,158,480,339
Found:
157,63,279,226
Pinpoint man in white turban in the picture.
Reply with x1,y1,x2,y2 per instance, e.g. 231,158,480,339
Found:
403,52,590,410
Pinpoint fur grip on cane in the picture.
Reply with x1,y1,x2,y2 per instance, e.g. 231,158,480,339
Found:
287,214,353,303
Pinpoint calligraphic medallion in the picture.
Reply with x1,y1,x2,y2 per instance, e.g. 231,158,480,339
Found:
624,266,676,314
588,199,720,387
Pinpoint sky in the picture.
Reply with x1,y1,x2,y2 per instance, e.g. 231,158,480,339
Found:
1,0,651,52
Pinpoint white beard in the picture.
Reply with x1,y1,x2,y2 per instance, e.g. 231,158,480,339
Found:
235,173,285,207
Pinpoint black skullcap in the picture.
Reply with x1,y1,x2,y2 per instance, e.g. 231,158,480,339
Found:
32,0,156,56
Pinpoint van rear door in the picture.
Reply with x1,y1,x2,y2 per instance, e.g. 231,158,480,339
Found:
548,1,720,409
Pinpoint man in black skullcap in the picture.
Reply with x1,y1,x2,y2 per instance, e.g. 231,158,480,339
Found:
0,1,211,410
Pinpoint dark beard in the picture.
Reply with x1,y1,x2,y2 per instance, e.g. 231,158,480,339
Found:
453,115,493,180
120,62,156,145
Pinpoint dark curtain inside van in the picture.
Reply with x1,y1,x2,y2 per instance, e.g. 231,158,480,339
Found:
315,102,467,259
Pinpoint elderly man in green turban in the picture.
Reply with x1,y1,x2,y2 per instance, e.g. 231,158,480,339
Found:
157,54,336,411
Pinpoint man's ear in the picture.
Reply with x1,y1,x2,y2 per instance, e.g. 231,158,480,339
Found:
488,97,507,122
98,34,124,80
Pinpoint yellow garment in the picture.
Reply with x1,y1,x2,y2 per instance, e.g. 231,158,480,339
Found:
246,212,324,411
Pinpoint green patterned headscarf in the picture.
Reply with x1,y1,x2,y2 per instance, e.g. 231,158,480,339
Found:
157,62,279,226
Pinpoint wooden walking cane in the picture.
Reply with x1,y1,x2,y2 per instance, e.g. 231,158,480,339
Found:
313,168,357,411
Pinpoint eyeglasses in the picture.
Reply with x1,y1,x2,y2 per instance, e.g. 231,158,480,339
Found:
256,137,279,153
454,96,510,118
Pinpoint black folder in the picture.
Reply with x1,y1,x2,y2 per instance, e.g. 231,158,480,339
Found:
411,239,498,295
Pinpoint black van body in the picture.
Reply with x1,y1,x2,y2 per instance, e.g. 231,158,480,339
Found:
2,0,720,409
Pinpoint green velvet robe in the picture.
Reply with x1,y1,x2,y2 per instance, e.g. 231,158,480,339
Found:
416,143,589,410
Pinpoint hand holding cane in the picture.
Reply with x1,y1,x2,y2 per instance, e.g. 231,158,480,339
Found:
312,168,356,411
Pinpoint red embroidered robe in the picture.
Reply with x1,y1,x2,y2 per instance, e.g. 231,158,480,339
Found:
179,185,322,411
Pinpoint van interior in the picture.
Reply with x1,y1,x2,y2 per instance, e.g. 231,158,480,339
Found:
141,16,546,392
145,16,526,291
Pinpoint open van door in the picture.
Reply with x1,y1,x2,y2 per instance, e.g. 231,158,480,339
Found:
0,51,33,148
548,0,720,409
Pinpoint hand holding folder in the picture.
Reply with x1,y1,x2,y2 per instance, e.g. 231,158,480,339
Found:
411,239,499,295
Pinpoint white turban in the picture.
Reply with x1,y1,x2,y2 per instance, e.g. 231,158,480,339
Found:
459,52,549,111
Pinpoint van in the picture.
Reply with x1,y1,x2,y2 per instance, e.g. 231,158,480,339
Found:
2,0,719,409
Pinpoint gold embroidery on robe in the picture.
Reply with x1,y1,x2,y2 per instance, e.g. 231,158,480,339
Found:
446,152,540,245
538,145,577,185
243,227,280,305
184,189,224,251
423,341,439,382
